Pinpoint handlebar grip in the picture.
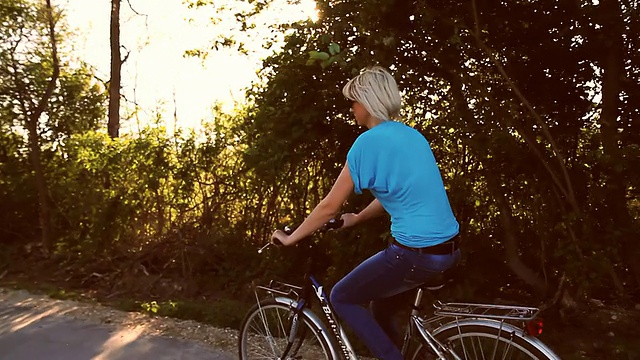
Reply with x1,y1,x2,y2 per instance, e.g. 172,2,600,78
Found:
269,225,293,247
271,219,342,248
323,218,344,231
283,226,294,235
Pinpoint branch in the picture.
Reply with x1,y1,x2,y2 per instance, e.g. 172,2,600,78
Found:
121,45,131,64
9,62,35,118
125,0,142,15
30,0,60,123
489,174,548,298
120,92,140,108
92,74,109,88
124,0,150,36
470,0,580,215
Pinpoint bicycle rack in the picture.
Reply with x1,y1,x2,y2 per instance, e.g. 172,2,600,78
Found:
255,280,303,299
433,301,540,321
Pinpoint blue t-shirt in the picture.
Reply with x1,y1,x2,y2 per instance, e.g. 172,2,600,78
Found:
347,121,459,247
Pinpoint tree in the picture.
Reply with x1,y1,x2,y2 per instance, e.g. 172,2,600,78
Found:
1,0,107,252
191,0,640,301
594,0,640,289
0,0,60,253
108,0,122,138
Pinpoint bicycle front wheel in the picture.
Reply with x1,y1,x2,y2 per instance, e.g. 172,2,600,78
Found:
411,321,558,360
238,298,334,360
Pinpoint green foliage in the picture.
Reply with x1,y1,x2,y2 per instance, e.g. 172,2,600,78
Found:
139,298,247,328
141,300,168,314
48,289,80,301
223,0,640,301
0,0,106,245
1,0,639,325
307,42,343,68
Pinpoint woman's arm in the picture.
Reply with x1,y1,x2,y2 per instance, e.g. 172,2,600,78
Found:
357,198,386,221
272,163,354,246
341,198,386,228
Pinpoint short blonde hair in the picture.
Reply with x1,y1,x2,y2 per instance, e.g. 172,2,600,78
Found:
342,66,401,121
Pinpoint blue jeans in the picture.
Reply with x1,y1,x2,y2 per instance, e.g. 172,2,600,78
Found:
330,243,461,360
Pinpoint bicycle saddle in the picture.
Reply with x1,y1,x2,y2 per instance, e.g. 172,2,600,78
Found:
419,265,460,291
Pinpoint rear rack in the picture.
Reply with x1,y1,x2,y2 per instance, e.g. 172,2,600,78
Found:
255,280,303,298
433,301,540,321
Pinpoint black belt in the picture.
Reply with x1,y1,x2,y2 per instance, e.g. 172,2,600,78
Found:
392,236,459,255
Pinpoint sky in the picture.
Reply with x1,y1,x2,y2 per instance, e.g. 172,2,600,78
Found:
57,0,317,133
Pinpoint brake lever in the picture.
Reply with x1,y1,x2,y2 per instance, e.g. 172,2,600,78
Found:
258,226,293,253
257,243,271,254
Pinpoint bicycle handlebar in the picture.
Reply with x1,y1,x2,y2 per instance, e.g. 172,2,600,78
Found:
258,218,344,253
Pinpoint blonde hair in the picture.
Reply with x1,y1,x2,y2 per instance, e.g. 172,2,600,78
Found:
342,66,401,121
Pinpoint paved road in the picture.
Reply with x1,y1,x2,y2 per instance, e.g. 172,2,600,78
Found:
0,299,235,360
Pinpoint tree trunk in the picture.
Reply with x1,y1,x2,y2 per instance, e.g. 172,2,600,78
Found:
15,0,60,254
597,0,639,289
108,0,122,138
446,67,548,297
24,0,60,254
486,175,549,298
27,118,53,253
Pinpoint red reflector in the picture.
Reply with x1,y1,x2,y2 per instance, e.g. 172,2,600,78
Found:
525,318,544,336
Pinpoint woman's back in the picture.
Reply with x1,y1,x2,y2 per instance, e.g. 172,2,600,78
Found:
347,120,459,247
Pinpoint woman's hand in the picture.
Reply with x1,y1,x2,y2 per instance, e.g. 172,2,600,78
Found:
271,229,293,246
340,213,359,228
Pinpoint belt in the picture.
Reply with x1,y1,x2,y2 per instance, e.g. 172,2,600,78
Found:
392,236,459,255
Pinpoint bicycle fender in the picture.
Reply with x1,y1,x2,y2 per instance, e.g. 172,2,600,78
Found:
273,296,342,360
432,318,561,360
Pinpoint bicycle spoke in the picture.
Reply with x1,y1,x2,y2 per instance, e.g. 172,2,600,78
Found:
417,325,555,360
470,335,483,360
258,305,278,355
499,336,514,360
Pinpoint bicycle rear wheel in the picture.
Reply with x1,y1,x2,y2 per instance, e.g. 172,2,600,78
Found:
411,322,558,360
238,298,334,359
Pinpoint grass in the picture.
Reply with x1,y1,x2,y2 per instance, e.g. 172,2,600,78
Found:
1,276,251,331
3,270,640,359
131,297,250,329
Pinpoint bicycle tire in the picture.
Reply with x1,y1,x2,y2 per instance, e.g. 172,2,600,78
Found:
410,321,559,360
238,298,335,360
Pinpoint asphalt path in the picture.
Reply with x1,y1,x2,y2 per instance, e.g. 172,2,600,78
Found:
0,294,235,360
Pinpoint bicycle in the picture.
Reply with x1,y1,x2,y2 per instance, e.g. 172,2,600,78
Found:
238,219,560,360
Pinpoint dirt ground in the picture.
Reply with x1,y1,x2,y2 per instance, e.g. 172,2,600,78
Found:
0,287,239,356
3,285,640,360
2,257,640,360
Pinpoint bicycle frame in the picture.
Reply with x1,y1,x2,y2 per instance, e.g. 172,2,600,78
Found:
309,276,359,360
400,286,455,360
406,314,459,360
255,277,560,360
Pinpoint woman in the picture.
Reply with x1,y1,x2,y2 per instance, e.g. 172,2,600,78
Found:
271,66,461,360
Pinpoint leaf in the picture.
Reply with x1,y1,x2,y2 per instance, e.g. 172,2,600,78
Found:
328,42,340,55
321,56,338,68
309,51,330,61
306,59,316,66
